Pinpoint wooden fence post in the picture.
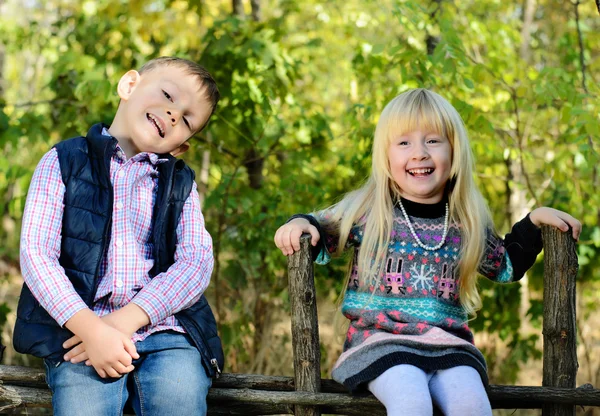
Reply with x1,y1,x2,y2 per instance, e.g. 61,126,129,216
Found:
542,226,579,416
288,234,322,416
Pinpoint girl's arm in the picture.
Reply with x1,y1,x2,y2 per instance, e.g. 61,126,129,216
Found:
529,207,581,240
274,216,321,257
274,207,358,264
479,208,581,283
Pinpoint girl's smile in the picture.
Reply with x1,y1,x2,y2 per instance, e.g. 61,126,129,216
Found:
388,129,452,204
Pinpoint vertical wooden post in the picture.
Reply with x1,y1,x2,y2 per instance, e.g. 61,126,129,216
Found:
288,234,322,416
542,226,578,416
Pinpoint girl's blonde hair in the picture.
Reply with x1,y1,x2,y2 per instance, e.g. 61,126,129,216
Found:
322,89,493,315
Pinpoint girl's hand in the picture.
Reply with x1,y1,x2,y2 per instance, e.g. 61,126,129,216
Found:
530,207,582,241
274,218,320,256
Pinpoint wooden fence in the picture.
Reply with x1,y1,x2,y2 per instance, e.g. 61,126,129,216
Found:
1,226,599,415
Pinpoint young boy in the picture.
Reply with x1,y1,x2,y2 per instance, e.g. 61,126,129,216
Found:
14,57,223,416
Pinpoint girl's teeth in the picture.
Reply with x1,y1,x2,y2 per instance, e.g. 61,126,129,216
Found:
410,168,432,174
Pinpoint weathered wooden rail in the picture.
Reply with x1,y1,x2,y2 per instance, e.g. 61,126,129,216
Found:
0,226,598,415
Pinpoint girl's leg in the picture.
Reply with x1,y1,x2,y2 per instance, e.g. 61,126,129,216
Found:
44,359,128,416
130,331,211,416
429,366,492,416
367,364,433,416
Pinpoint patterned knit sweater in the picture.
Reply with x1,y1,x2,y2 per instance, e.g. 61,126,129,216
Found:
297,197,542,392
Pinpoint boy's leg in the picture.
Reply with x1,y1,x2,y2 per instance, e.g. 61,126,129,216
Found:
44,360,129,416
130,331,211,416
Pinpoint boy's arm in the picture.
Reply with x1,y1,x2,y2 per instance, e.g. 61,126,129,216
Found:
20,149,88,325
129,182,213,326
65,184,212,338
22,149,137,377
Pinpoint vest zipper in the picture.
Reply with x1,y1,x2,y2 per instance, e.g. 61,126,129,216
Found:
210,358,221,376
177,313,221,378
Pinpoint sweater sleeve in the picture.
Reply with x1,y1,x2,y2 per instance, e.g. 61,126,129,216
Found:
286,214,326,262
287,208,362,265
479,214,543,283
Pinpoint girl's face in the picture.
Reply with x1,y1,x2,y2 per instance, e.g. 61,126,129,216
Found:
388,129,452,204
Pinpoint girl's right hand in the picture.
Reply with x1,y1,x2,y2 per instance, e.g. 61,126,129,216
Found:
274,217,321,256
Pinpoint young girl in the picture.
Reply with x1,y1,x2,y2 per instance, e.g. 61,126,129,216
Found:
274,89,581,416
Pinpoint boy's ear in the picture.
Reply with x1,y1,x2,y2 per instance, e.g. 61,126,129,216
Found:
170,141,190,157
117,70,141,100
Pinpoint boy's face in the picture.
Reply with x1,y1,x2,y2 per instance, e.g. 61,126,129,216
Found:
116,65,212,157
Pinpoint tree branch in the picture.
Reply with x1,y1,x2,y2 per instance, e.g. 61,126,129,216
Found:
510,92,540,207
572,0,596,155
232,0,244,17
573,0,588,94
250,0,262,22
193,134,239,159
519,0,536,63
212,164,243,322
12,98,78,108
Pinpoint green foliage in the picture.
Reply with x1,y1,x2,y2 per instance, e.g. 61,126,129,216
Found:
1,0,599,380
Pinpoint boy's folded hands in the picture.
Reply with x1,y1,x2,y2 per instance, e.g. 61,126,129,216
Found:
63,307,144,378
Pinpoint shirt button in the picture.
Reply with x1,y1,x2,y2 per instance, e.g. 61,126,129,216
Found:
116,239,124,247
116,202,124,210
118,171,125,178
116,280,124,288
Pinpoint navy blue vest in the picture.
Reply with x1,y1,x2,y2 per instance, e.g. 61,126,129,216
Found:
13,123,224,377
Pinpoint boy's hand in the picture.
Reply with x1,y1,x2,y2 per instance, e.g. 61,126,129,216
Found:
274,218,320,256
62,317,140,366
63,309,141,378
530,207,582,241
64,320,138,378
64,304,149,369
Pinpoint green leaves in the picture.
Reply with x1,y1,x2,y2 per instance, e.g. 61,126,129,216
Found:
1,0,600,378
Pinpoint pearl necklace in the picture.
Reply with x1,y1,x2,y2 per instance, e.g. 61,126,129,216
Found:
398,200,449,251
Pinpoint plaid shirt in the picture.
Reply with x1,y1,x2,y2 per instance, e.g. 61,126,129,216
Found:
20,141,213,342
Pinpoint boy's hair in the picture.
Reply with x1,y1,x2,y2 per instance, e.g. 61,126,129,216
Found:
139,57,220,133
319,88,493,315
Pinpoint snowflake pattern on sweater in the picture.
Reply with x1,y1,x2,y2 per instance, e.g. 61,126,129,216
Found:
314,206,514,348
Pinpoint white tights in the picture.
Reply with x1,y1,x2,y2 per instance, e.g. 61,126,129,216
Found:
367,364,493,416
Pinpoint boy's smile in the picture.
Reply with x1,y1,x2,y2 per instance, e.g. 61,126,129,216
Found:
147,113,166,138
388,129,452,204
109,65,212,158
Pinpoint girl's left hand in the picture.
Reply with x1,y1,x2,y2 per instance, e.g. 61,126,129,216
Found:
530,207,582,241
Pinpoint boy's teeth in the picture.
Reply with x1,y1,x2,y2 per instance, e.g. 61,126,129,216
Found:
147,114,164,137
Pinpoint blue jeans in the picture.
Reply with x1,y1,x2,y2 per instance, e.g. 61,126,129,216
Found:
44,331,211,416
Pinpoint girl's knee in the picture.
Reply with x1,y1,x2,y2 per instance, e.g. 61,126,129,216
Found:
368,366,432,416
385,400,433,416
443,394,492,416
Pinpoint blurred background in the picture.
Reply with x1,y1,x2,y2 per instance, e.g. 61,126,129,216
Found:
0,0,599,414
